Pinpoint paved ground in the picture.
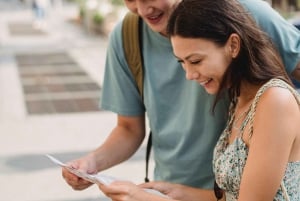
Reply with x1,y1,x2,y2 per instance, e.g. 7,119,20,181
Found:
1,1,299,201
0,1,152,201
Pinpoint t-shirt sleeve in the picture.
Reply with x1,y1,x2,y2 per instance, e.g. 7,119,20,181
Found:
99,21,145,116
240,0,300,74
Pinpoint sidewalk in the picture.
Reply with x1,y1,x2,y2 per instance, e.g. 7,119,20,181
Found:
0,1,152,201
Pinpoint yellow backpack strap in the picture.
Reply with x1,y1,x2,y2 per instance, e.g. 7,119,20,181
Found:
122,12,152,182
122,12,151,183
122,12,144,98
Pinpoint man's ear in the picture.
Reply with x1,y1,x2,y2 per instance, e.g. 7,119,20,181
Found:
228,33,240,58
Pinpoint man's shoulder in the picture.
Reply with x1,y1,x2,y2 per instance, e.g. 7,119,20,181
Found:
239,0,274,16
108,20,123,44
108,17,150,45
238,0,289,30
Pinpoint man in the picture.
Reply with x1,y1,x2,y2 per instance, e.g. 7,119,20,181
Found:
62,0,300,193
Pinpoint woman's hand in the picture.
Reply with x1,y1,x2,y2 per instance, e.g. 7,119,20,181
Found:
98,180,172,201
140,181,184,199
140,181,216,201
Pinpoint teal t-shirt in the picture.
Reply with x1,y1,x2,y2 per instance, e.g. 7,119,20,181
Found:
101,21,229,188
100,0,300,189
240,0,300,74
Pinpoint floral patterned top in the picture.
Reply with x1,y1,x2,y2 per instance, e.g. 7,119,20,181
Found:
213,79,300,201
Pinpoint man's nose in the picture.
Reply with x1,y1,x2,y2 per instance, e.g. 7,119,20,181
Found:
136,2,153,16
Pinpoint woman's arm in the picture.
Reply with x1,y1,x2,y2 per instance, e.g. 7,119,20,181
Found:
238,87,299,201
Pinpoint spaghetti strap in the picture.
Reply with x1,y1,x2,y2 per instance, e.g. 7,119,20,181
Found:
243,78,300,140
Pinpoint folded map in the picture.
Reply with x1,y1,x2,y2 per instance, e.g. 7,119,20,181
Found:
46,154,169,198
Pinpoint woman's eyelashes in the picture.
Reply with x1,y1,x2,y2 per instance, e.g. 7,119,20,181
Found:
177,59,201,65
190,60,201,65
177,59,184,64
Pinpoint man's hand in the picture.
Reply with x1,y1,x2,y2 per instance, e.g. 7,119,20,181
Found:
62,154,98,190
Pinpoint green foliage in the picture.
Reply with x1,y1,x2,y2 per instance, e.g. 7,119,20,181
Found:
93,12,104,25
110,0,124,6
79,6,85,18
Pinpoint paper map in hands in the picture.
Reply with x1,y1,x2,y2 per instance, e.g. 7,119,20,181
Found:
46,154,169,198
46,154,116,185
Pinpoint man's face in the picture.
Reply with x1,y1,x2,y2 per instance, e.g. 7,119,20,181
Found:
124,0,180,36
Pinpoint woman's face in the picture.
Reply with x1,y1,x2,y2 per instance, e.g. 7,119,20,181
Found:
124,0,180,36
171,35,239,94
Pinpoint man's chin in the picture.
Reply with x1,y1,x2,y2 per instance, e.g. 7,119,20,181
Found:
145,22,166,34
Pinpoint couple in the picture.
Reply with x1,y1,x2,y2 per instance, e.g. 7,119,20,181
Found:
62,0,300,200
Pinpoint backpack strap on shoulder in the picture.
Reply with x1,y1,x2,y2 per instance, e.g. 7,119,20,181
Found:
122,12,152,183
122,12,144,98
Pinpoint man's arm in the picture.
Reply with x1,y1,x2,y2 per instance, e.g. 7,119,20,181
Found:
62,114,146,190
93,115,146,170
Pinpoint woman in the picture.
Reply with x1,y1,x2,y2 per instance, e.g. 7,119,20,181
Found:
98,0,300,200
166,0,300,200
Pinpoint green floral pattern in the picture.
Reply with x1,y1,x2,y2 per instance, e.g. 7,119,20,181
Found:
213,79,300,201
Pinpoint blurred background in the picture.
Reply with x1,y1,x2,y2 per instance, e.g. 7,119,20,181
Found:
0,0,299,201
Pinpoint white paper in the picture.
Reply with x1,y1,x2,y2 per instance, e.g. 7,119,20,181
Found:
46,154,116,185
46,154,169,198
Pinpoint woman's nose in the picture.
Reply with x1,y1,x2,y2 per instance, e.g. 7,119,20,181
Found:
186,71,200,80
